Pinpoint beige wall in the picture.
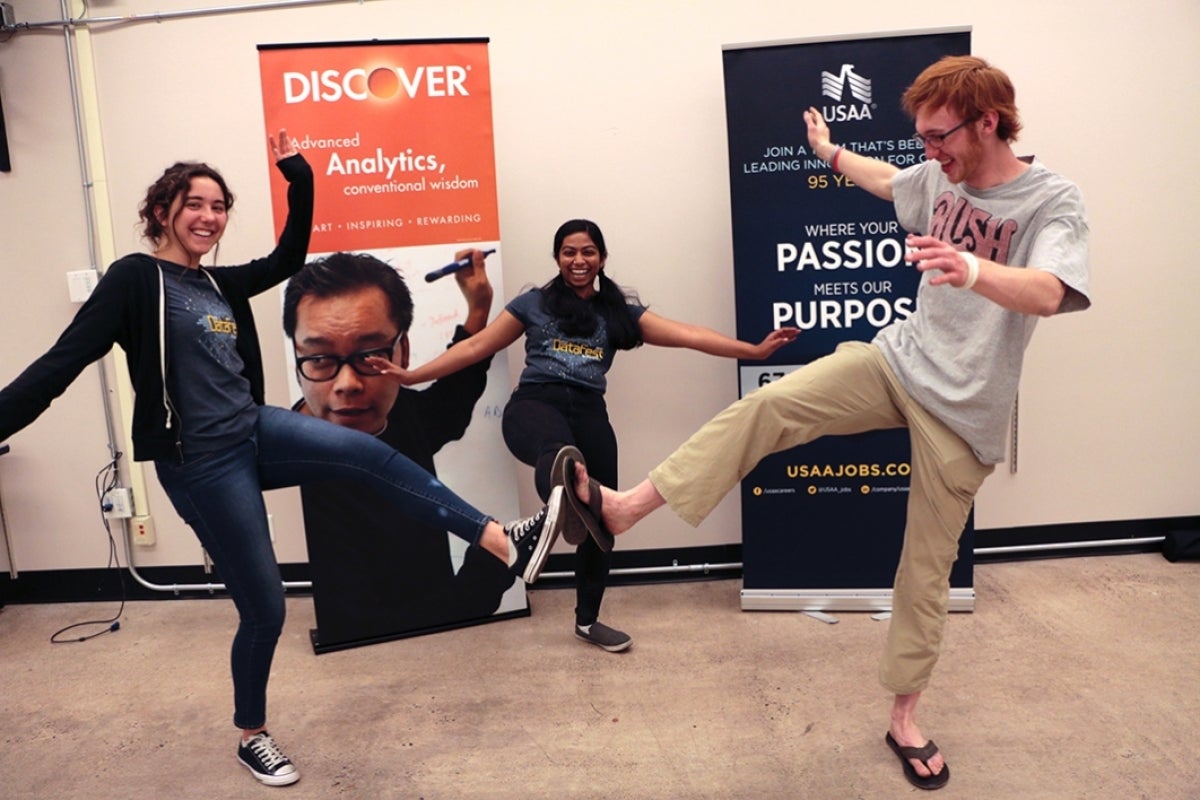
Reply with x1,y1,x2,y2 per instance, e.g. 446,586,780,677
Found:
1,0,1197,574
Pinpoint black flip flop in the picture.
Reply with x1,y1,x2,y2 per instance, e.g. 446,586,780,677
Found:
576,470,614,552
885,731,949,790
555,448,614,552
551,445,589,546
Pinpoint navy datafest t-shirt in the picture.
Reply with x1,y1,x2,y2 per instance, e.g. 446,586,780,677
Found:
163,265,257,455
506,289,645,394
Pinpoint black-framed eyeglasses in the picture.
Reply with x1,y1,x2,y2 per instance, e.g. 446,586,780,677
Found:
913,117,976,149
294,337,399,382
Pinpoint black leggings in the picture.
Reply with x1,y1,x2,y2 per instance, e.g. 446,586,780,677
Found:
502,383,617,626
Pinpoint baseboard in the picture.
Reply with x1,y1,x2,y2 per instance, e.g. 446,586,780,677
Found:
0,562,313,605
0,516,1192,605
973,515,1195,562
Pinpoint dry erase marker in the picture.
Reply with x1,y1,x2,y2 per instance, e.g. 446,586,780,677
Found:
424,248,497,282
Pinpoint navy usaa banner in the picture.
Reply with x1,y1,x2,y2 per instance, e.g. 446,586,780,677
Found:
722,28,973,611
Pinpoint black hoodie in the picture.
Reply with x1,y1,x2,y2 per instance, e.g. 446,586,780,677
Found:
0,153,313,462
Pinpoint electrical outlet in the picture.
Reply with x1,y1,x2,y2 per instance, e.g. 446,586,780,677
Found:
102,487,134,519
131,515,156,546
67,269,99,303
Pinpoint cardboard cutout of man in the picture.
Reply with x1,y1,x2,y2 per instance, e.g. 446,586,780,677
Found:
283,250,516,649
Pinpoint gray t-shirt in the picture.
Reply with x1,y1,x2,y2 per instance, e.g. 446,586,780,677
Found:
875,158,1090,464
506,289,646,394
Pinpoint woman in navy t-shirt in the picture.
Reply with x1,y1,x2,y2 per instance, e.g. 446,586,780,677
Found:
371,219,798,652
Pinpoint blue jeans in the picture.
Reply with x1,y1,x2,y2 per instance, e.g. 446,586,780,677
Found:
154,405,492,729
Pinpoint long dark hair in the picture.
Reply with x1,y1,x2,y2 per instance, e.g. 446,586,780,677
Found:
541,219,643,351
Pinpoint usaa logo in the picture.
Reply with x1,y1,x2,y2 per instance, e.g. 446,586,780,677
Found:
820,64,874,122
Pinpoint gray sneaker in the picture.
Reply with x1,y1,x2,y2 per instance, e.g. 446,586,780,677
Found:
575,621,632,652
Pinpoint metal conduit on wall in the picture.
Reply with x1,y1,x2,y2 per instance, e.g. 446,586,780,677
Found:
34,0,370,594
12,0,365,32
121,523,1165,598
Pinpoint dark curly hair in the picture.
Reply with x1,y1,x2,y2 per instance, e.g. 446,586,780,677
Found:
137,161,235,253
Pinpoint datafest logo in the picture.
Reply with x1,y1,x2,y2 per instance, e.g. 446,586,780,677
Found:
819,64,874,122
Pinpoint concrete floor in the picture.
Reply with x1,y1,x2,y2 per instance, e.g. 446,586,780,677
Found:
0,552,1196,799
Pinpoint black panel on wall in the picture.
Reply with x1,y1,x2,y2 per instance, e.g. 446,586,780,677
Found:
0,86,10,173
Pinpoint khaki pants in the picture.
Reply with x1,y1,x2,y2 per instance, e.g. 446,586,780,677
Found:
650,341,994,694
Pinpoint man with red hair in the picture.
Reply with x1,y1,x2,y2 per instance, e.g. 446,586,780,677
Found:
573,55,1090,790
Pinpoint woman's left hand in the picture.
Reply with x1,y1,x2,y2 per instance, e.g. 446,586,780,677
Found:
270,128,298,162
751,327,800,358
364,355,415,385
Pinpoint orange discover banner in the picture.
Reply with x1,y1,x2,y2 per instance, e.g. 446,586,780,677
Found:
258,38,499,253
255,39,525,655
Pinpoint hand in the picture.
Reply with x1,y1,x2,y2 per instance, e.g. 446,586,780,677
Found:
453,248,495,333
803,107,832,159
269,128,298,162
905,234,973,288
750,327,800,359
363,355,417,385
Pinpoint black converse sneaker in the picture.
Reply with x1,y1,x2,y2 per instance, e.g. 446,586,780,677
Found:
237,731,300,786
505,486,565,583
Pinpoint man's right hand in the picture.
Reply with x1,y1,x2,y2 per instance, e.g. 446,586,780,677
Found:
453,248,495,335
804,105,898,201
803,107,833,162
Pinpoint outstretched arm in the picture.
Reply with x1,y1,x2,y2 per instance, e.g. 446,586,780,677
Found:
638,311,798,360
368,309,524,385
804,107,899,201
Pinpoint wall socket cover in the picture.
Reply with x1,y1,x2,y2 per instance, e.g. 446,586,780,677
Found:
67,269,99,303
102,487,134,519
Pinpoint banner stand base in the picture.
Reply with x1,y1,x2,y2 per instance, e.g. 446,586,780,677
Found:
309,605,530,655
740,587,975,613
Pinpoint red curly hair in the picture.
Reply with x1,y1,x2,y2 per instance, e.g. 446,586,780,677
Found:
902,55,1023,143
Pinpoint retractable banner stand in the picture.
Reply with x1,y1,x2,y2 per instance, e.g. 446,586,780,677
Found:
258,39,527,653
722,29,973,612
